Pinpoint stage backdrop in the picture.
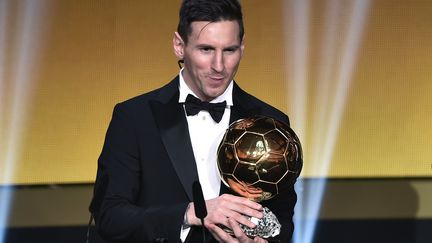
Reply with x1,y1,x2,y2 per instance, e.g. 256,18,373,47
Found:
0,0,431,185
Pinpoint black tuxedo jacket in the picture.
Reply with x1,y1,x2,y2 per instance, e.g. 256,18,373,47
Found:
91,76,297,243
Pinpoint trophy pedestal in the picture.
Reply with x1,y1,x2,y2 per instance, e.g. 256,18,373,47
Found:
219,207,281,239
240,207,281,238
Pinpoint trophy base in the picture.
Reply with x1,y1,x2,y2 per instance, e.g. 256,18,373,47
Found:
219,207,281,239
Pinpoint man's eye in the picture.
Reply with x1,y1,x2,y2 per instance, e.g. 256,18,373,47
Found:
224,48,237,54
200,48,212,53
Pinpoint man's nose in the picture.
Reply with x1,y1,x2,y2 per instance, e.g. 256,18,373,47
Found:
211,52,224,72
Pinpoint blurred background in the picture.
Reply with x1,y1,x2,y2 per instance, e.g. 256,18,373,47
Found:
0,0,431,242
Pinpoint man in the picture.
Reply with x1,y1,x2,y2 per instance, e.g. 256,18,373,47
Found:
90,0,298,242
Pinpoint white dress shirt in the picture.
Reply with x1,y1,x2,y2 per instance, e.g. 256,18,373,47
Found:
178,69,233,241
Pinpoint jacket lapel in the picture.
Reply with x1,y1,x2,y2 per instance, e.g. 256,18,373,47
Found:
149,77,199,201
230,82,261,123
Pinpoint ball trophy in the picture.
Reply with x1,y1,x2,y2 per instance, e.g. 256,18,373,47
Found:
217,116,303,239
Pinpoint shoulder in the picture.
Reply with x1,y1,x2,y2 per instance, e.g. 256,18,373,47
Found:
114,76,179,114
233,82,290,125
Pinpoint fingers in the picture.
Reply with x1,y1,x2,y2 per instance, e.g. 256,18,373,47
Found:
222,194,263,211
228,218,268,243
224,211,257,229
207,223,234,243
207,219,268,243
253,238,267,243
229,218,250,242
227,218,268,243
217,194,263,219
208,220,253,243
205,194,264,229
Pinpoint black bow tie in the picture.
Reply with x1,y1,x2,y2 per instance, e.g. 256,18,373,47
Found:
184,94,226,123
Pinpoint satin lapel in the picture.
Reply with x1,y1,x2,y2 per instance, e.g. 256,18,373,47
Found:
149,79,198,201
229,82,260,123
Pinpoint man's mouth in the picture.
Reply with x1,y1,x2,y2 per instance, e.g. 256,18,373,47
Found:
209,76,225,81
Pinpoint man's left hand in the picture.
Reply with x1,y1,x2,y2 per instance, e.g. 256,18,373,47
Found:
207,217,268,243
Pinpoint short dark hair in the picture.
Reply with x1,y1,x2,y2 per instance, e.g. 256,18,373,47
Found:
177,0,244,44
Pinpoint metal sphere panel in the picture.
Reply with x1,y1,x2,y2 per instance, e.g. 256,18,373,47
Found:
235,133,266,163
217,116,303,201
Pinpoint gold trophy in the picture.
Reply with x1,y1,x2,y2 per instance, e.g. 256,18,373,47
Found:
217,116,303,238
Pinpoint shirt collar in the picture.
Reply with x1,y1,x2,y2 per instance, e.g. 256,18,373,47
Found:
178,68,233,106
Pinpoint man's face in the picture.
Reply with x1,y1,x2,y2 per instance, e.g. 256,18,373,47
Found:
174,20,244,101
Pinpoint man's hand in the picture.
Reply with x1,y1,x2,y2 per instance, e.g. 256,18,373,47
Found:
186,194,263,229
185,194,267,242
207,218,268,243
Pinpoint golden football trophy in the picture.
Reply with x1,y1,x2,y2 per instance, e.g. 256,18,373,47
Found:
217,116,303,238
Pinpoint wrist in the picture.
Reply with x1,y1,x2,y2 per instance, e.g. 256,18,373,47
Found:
185,202,201,226
182,203,192,229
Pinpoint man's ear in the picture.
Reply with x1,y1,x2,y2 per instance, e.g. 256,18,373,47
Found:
173,32,185,60
240,34,245,58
